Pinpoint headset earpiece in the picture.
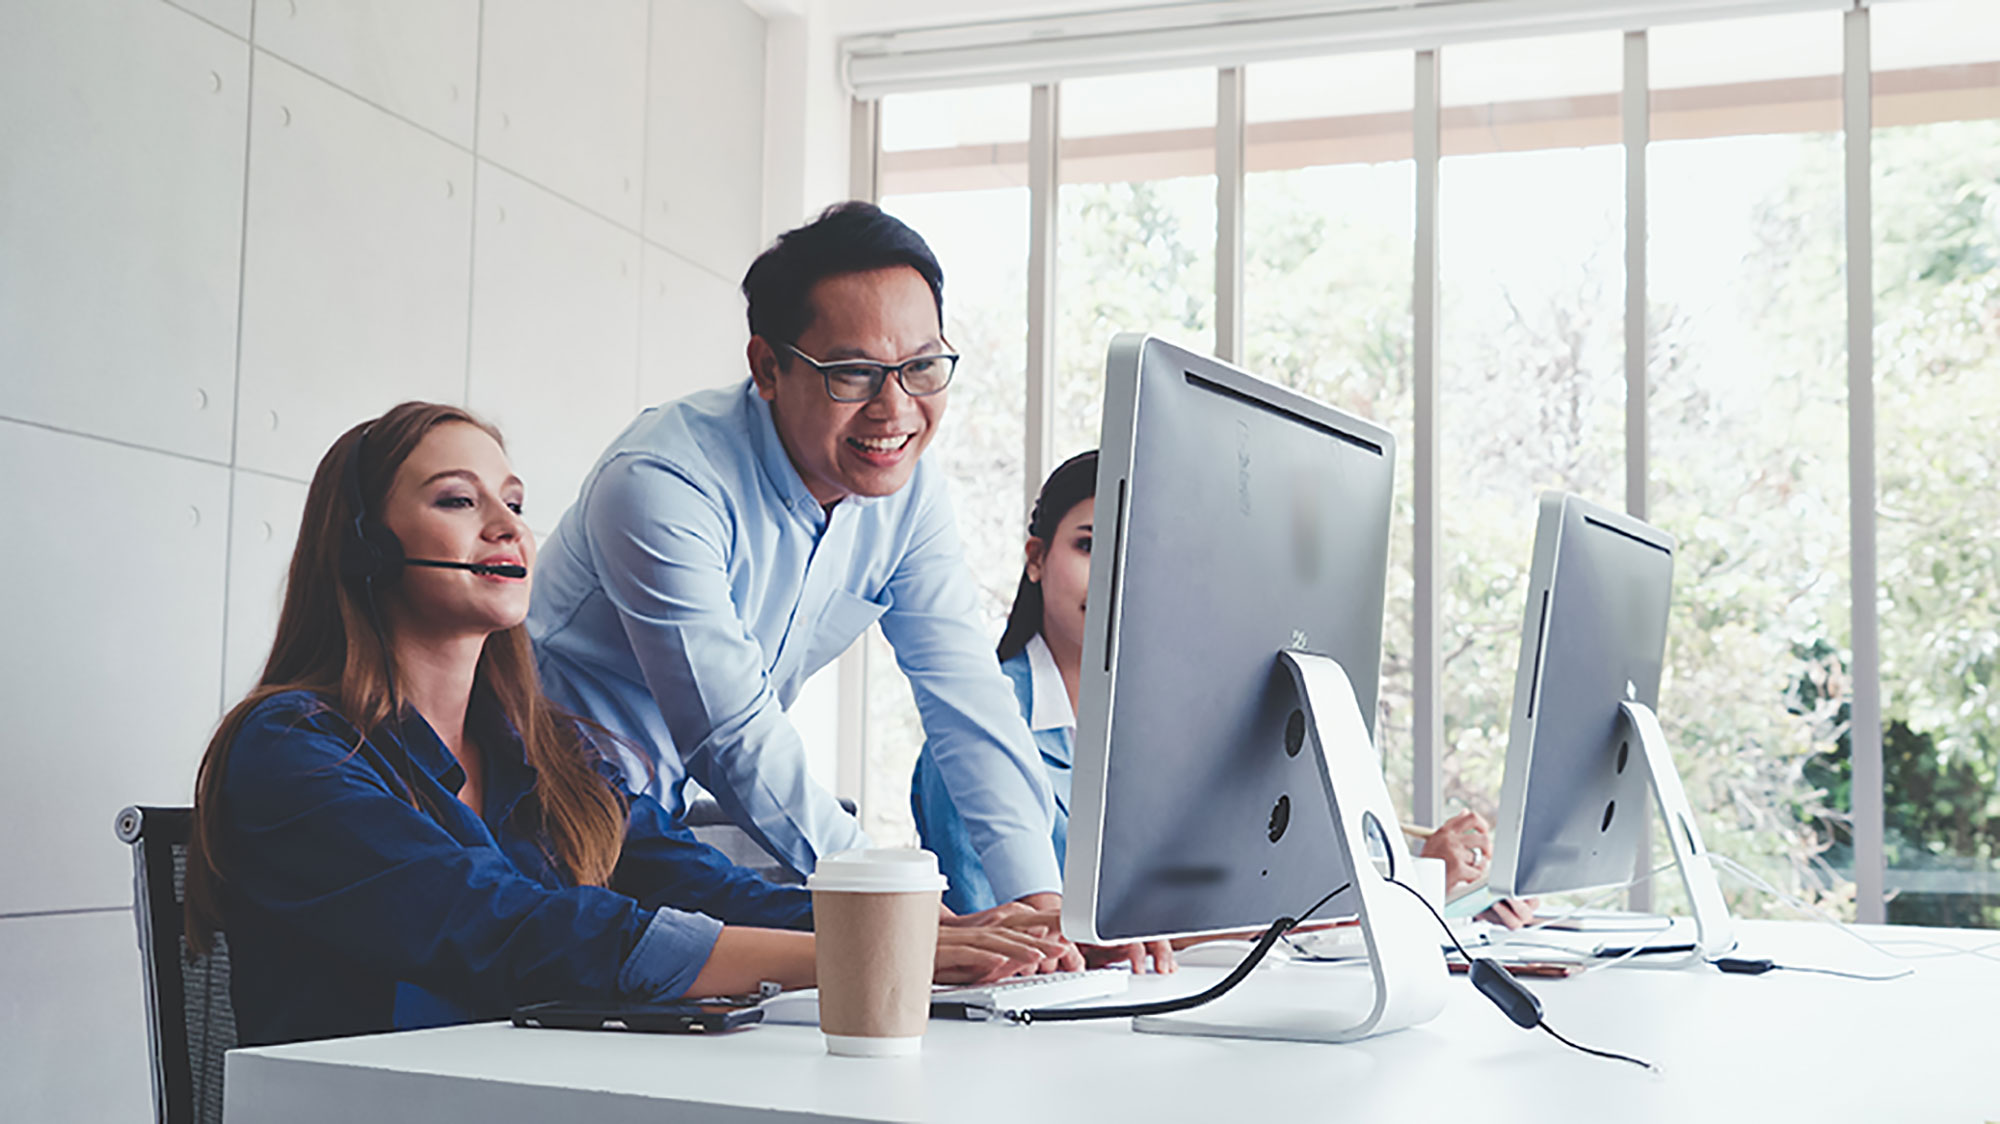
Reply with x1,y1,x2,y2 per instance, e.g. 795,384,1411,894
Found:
339,423,406,586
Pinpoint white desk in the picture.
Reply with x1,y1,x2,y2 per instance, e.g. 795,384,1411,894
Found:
225,921,1998,1124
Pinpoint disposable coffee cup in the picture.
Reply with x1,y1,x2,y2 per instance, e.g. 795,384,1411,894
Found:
807,848,947,1057
1411,855,1448,910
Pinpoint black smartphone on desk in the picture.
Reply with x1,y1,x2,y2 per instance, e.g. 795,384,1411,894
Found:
512,999,764,1034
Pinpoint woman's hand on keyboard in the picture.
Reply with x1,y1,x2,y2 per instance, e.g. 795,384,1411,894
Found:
942,901,1085,974
935,925,1075,985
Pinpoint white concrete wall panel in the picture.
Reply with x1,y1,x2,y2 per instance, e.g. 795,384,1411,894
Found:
253,0,481,147
0,422,228,914
468,167,642,536
0,0,247,462
234,56,474,484
647,0,767,277
639,244,747,409
164,0,253,39
223,471,310,703
478,0,648,230
0,911,153,1122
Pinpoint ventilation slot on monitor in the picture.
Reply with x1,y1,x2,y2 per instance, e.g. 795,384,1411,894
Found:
1182,371,1383,456
1525,588,1551,719
1582,514,1673,557
1104,476,1128,673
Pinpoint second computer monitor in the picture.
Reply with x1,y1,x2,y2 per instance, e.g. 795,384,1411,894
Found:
1489,492,1676,898
1063,334,1395,945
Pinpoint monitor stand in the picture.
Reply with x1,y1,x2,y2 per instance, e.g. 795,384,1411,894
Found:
1619,700,1736,962
1135,651,1449,1043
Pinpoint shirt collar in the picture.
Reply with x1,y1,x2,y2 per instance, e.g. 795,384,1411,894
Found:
391,690,535,802
1023,633,1076,733
740,379,886,521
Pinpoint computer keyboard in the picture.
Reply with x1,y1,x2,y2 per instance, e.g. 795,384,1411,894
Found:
930,967,1131,1016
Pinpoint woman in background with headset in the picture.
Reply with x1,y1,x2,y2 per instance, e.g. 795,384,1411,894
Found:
185,401,1070,1047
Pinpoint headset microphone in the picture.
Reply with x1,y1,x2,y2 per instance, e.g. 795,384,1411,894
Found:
404,558,528,579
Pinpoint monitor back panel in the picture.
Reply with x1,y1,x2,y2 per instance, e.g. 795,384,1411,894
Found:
1492,493,1676,898
1068,334,1395,944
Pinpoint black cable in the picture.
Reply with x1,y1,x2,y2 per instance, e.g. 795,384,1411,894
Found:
1539,1022,1655,1069
1382,878,1656,1072
1008,882,1352,1025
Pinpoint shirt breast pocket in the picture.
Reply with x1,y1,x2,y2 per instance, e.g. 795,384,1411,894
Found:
805,589,889,674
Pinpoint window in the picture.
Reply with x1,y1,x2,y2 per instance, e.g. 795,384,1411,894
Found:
1647,10,1849,918
1054,69,1218,462
1243,50,1417,817
1437,31,1626,824
862,4,2000,928
1870,0,2000,926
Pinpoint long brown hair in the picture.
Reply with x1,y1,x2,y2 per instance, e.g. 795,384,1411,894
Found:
185,402,628,952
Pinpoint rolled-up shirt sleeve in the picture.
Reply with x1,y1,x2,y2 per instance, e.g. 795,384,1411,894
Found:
880,481,1061,903
619,908,724,1000
582,454,866,878
221,700,719,1010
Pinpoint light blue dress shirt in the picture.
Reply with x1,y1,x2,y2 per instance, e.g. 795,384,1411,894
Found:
527,380,1061,903
912,635,1073,914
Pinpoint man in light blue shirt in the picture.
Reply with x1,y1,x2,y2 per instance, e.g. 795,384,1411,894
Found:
528,203,1061,909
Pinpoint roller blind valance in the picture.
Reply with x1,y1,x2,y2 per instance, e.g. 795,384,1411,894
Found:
842,0,1855,97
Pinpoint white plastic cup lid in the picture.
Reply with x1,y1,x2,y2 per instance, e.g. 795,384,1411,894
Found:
806,847,949,894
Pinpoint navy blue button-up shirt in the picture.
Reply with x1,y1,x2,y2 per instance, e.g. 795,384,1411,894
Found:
219,689,812,1046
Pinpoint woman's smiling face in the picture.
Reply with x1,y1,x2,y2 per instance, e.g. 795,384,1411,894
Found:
377,421,534,638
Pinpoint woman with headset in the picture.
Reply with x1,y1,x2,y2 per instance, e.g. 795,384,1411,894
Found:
185,402,1069,1047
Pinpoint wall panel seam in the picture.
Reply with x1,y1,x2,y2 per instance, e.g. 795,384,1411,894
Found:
0,906,132,922
254,48,653,240
218,0,260,717
465,0,487,408
0,416,233,469
156,0,247,44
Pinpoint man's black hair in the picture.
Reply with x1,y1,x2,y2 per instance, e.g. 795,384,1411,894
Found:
741,201,945,349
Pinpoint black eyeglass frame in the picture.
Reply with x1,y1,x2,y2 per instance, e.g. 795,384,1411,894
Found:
780,342,960,403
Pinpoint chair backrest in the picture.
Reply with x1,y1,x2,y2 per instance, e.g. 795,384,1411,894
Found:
117,805,235,1124
681,794,859,885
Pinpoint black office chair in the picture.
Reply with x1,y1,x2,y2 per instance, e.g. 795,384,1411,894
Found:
682,794,860,885
117,806,234,1124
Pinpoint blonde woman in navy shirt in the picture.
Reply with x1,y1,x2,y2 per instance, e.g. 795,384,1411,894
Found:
185,402,1067,1046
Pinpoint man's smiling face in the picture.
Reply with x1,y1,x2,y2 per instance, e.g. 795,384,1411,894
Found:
751,265,948,507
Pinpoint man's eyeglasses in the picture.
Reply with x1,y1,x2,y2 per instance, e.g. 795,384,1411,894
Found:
782,342,959,403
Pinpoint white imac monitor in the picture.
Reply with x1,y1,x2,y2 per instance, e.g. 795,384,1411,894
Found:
1488,492,1734,957
1062,335,1447,1042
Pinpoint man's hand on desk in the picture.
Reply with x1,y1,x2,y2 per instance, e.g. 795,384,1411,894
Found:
1418,809,1538,930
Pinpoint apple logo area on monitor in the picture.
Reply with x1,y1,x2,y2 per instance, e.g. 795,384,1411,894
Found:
1488,492,1735,960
